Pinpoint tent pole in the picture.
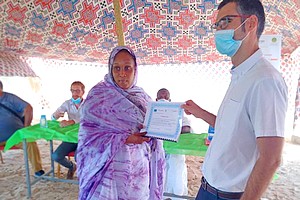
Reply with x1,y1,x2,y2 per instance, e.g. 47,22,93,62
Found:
113,0,125,46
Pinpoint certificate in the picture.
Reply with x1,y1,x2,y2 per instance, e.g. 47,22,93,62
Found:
143,101,183,142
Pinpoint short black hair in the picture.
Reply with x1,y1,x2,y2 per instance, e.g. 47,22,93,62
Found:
218,0,265,39
157,88,170,97
71,81,85,92
0,80,3,90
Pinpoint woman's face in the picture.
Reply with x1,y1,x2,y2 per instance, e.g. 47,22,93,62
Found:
112,50,136,90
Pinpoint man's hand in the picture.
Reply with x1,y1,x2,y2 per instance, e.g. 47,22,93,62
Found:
125,132,150,144
181,100,203,118
60,120,75,127
182,100,216,127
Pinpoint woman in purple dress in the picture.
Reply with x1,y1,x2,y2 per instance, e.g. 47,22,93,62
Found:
77,46,165,200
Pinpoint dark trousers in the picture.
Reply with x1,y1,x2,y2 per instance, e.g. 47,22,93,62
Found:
52,142,77,169
196,177,243,200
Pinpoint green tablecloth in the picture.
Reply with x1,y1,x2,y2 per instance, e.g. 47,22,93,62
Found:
163,133,208,157
5,121,208,157
4,121,79,151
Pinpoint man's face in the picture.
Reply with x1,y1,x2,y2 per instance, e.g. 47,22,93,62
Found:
70,84,84,100
215,2,246,40
156,90,170,101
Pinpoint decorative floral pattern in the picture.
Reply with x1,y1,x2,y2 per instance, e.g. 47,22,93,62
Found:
0,51,36,77
0,0,299,65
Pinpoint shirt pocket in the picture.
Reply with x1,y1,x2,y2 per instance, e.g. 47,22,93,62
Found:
218,98,241,134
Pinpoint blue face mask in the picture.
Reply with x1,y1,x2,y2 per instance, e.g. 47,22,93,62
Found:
214,29,242,57
157,99,169,102
214,19,249,57
71,97,81,105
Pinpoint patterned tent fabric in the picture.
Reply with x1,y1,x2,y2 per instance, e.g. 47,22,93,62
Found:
292,48,300,133
0,0,299,64
0,51,37,77
294,75,300,129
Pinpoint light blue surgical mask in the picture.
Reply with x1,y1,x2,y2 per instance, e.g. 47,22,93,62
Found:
214,19,249,57
71,97,81,105
158,99,169,102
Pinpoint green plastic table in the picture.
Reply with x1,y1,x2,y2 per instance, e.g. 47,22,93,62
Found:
163,133,208,199
4,121,79,198
5,121,208,199
4,120,78,151
163,133,208,157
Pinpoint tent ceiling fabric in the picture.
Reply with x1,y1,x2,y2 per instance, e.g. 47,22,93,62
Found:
0,0,299,65
0,51,37,77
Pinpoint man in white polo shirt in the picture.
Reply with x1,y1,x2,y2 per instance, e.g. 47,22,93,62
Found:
182,0,287,199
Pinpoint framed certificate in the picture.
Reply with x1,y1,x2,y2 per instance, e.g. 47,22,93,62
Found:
142,101,183,142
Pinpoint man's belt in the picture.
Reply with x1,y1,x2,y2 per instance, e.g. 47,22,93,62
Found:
201,177,243,199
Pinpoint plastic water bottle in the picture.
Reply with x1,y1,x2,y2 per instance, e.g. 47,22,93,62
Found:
40,115,48,128
207,125,215,141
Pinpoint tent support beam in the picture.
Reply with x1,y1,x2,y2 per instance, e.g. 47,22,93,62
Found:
113,0,125,46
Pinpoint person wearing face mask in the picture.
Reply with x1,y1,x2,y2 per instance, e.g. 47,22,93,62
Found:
51,81,85,179
77,46,165,200
182,0,288,200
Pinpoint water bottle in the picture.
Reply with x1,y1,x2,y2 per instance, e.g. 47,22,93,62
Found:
207,125,215,141
40,115,48,128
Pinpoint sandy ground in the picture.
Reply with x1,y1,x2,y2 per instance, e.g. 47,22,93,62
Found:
0,140,299,200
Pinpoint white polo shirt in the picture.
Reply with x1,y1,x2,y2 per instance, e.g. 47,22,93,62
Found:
52,99,82,123
202,49,288,192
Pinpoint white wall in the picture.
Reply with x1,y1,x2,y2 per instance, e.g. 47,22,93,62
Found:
4,56,297,136
137,63,230,133
24,58,232,133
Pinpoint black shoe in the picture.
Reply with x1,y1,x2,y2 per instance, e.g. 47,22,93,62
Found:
34,170,45,177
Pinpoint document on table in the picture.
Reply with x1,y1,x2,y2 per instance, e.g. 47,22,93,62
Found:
142,101,184,142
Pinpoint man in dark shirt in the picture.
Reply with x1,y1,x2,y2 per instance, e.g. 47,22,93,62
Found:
0,80,44,176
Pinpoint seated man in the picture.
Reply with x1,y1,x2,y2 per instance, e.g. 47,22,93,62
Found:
51,81,84,179
0,80,44,176
156,88,191,197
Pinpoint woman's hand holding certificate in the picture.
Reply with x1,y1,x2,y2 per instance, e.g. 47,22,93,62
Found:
125,132,150,144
